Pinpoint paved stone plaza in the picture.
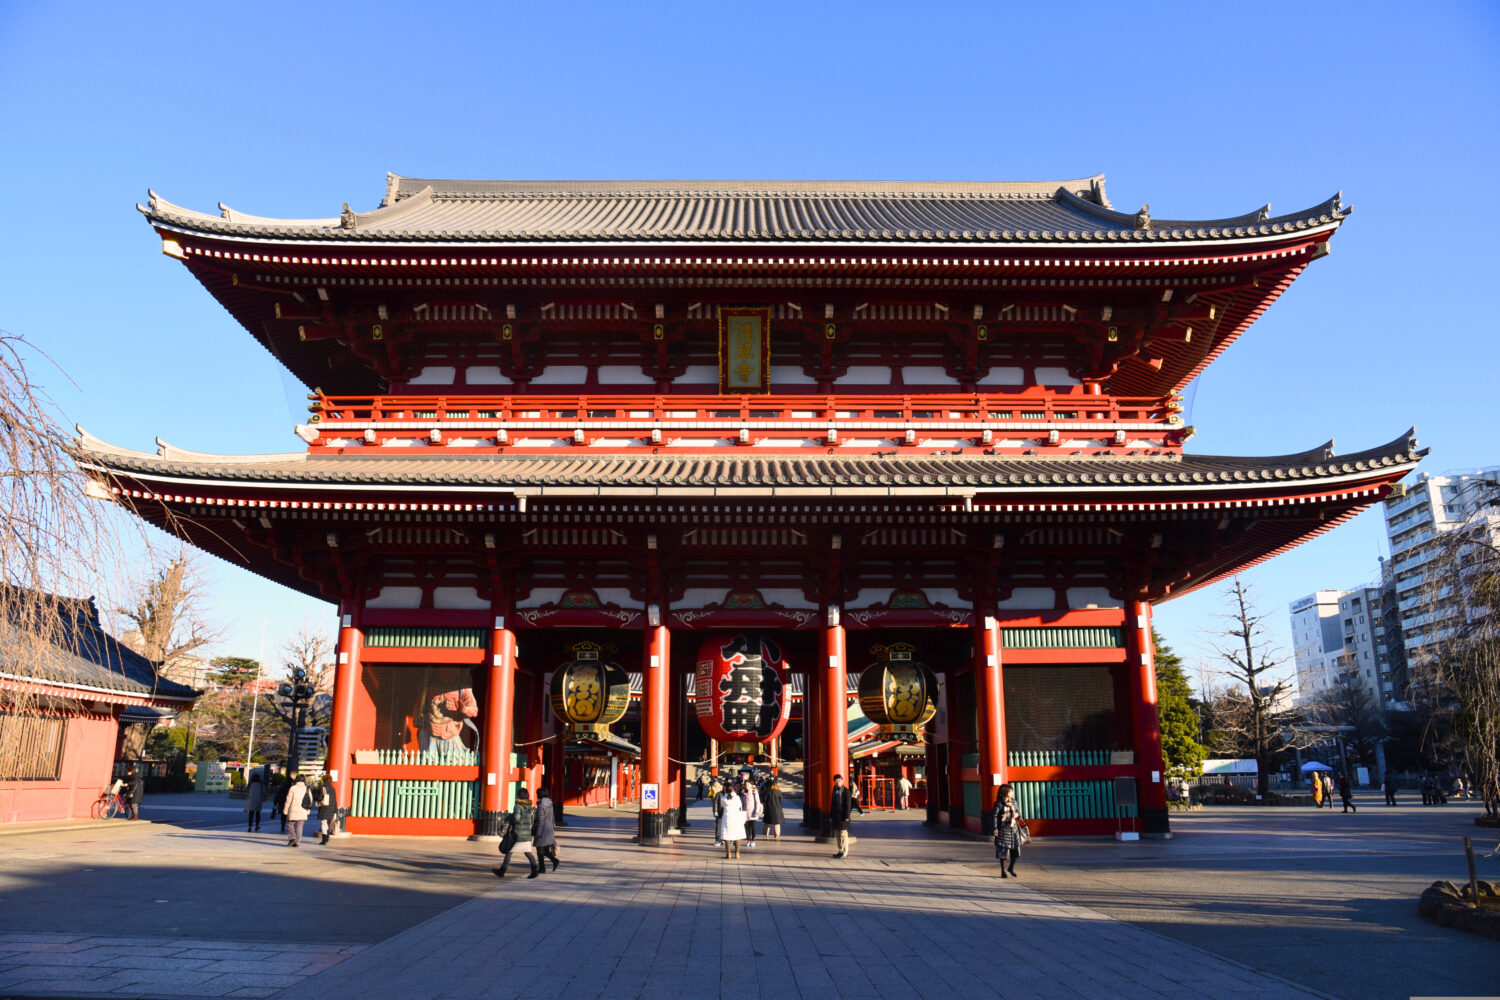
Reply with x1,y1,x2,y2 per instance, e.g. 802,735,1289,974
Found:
0,794,1495,999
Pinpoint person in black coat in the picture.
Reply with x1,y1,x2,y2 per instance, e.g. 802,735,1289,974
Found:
763,777,785,840
1337,772,1357,814
316,781,339,843
124,767,144,820
828,774,854,859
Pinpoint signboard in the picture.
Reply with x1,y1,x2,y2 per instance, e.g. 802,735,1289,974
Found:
642,783,660,812
718,307,771,393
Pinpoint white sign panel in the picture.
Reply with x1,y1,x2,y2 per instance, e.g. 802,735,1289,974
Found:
642,783,660,812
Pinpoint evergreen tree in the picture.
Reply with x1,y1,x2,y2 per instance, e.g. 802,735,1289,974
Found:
1154,630,1207,780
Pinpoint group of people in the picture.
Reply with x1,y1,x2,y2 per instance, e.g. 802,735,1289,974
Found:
710,770,786,858
1309,771,1358,813
243,768,339,846
493,787,559,879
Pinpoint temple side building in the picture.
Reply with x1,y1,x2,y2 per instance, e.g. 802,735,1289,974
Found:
75,175,1420,841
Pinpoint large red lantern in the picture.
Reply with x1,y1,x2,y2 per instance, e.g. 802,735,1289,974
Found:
694,633,790,744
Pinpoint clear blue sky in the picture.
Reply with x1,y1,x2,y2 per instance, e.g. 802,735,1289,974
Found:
2,1,1496,683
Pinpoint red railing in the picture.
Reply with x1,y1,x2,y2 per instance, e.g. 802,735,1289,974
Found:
301,391,1185,455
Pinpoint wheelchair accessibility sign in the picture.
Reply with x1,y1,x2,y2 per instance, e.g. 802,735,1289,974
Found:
642,783,660,811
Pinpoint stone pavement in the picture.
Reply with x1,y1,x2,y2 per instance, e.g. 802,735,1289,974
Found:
0,792,1495,999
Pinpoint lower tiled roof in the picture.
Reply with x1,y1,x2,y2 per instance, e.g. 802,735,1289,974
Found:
74,430,1423,495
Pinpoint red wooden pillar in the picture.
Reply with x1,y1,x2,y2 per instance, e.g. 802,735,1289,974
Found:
519,672,543,801
476,615,517,839
944,669,965,829
639,623,670,845
801,665,820,831
547,734,565,821
1126,600,1171,836
325,601,363,836
974,614,1007,834
819,610,848,841
667,663,685,830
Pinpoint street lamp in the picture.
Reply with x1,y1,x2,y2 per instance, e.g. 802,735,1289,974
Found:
278,668,316,774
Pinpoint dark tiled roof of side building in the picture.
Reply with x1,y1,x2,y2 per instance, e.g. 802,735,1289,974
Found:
74,430,1422,494
0,593,198,702
139,174,1349,246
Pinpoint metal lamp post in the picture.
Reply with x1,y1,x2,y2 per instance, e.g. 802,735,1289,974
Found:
279,669,315,774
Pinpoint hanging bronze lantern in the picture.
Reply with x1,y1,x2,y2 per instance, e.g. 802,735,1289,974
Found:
858,641,938,742
694,633,790,744
550,640,630,739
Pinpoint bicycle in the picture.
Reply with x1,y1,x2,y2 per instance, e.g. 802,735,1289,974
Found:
91,786,127,820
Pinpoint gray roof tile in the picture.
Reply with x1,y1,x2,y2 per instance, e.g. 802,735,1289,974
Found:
140,175,1349,247
75,430,1422,494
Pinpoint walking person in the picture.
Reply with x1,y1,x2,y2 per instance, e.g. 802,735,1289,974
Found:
740,773,762,848
316,780,339,844
124,766,144,821
1337,772,1357,813
993,783,1026,878
897,774,913,810
244,769,264,832
829,774,854,859
532,788,559,876
1383,770,1398,806
718,785,746,859
1312,771,1325,808
696,774,706,801
282,772,311,847
271,771,289,832
762,777,785,840
493,787,535,879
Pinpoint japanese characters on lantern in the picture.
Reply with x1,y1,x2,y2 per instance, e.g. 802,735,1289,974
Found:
694,633,790,744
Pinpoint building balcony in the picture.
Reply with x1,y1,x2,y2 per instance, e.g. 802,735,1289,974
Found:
297,390,1184,456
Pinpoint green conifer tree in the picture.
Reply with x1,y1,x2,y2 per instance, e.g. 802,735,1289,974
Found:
1154,631,1207,780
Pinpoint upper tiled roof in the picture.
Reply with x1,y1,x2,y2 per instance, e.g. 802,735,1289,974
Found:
140,174,1349,246
75,429,1422,495
0,595,199,704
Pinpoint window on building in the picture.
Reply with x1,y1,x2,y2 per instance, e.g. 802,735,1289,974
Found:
0,713,68,780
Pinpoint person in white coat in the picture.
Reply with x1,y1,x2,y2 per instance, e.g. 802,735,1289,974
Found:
717,788,746,859
282,773,311,847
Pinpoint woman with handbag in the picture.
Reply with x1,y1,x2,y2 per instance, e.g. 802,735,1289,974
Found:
493,787,535,879
992,783,1028,878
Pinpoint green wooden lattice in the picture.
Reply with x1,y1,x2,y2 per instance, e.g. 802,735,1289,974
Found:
363,627,487,649
1001,627,1123,649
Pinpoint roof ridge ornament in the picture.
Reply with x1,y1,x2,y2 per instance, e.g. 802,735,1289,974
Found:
340,203,357,230
1134,205,1151,231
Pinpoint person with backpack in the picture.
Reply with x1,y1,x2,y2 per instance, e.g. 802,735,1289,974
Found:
283,772,312,847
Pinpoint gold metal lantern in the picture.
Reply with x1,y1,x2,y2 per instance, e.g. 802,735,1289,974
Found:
857,641,938,742
550,641,630,739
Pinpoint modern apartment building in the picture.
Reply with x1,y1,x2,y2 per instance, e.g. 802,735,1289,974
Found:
1290,590,1345,706
1383,468,1500,668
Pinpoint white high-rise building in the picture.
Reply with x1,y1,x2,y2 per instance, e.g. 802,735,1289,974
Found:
1290,590,1345,706
1384,468,1500,669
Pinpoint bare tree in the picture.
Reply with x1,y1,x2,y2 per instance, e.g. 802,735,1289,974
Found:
1211,577,1292,798
0,331,129,778
1405,481,1500,819
1303,657,1385,774
114,551,221,686
266,622,335,731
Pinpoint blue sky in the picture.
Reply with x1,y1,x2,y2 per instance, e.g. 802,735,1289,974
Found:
1,1,1496,682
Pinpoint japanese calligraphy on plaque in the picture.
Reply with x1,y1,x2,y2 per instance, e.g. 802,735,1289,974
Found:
717,307,771,394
